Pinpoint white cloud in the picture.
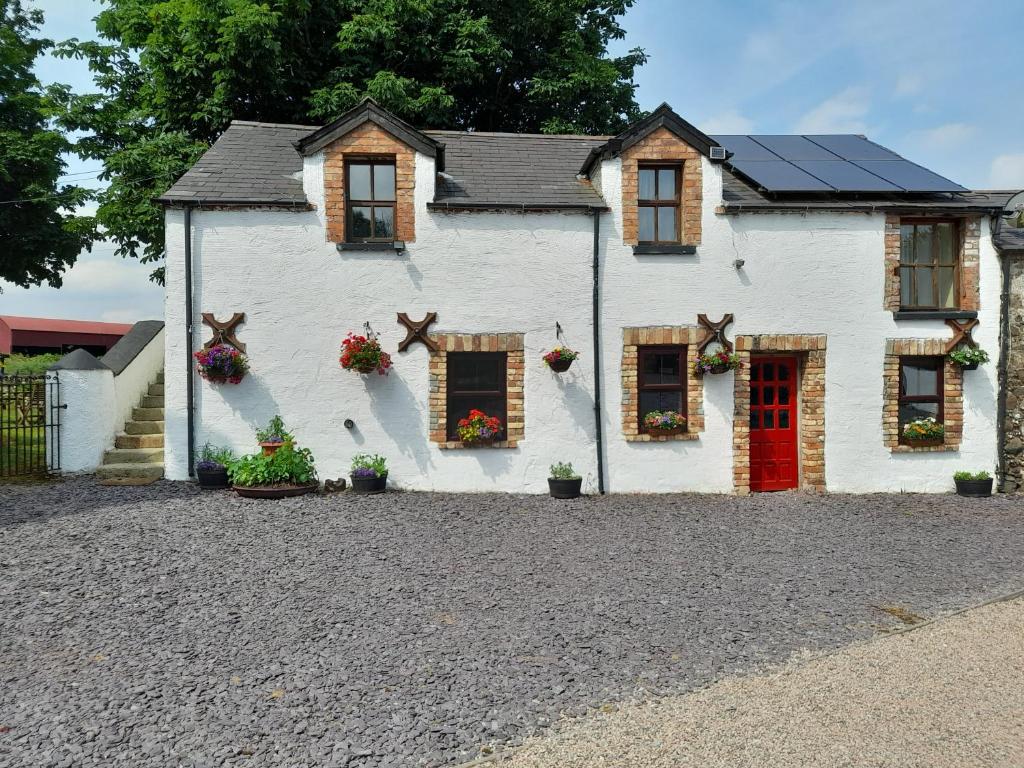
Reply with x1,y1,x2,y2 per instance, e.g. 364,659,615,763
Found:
912,122,975,149
989,154,1024,190
894,72,924,97
701,109,755,135
794,87,871,134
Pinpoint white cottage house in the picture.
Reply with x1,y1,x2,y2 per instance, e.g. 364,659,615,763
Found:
158,100,1010,493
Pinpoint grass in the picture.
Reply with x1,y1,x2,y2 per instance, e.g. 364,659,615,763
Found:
1,353,61,376
0,382,48,478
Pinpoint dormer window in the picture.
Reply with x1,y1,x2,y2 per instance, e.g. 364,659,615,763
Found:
638,164,681,244
346,158,396,242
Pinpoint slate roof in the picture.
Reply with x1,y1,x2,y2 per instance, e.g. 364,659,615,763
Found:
995,225,1024,252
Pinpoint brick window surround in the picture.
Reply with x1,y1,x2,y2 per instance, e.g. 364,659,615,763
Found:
323,122,416,244
621,327,705,442
883,339,963,452
429,333,524,449
621,127,702,247
732,335,827,494
884,215,980,312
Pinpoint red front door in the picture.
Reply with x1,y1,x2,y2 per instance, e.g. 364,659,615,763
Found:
750,356,799,492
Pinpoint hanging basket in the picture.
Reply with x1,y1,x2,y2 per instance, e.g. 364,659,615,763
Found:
548,357,573,373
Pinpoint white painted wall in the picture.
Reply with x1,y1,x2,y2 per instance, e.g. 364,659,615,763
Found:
112,328,165,432
54,369,115,472
163,151,1001,493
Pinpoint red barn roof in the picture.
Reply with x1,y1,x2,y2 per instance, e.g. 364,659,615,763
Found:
0,315,133,335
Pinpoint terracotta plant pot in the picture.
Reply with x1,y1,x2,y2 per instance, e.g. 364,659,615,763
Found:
548,477,582,499
350,473,387,494
903,437,944,448
232,483,318,499
645,426,685,437
955,477,993,497
196,466,229,490
259,441,284,456
547,357,573,373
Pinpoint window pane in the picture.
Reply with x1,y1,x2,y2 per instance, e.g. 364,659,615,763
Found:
349,164,371,199
373,163,396,201
778,386,789,405
373,206,394,239
657,168,676,200
657,207,677,242
938,266,955,308
779,410,790,429
751,365,759,382
638,206,655,241
913,224,934,264
450,354,504,391
350,206,372,238
642,352,681,384
750,388,759,406
763,411,774,429
762,363,774,381
937,223,955,264
750,412,759,429
915,266,934,306
899,401,939,425
900,266,914,306
639,169,656,200
763,386,775,405
778,363,789,380
640,390,682,417
900,225,914,265
901,361,939,396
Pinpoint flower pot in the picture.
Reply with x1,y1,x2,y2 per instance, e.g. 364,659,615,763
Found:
350,473,387,494
547,357,573,373
707,362,733,375
259,441,284,456
548,477,582,499
462,437,499,447
955,477,993,497
959,361,980,371
197,466,229,490
232,482,318,499
645,426,685,437
903,437,944,448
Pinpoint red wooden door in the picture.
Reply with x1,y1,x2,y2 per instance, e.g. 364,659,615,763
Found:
749,356,799,492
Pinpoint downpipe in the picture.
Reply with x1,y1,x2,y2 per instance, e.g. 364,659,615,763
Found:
184,205,195,478
591,208,605,494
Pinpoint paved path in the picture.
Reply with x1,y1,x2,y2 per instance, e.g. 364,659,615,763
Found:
499,596,1024,768
1,478,1023,767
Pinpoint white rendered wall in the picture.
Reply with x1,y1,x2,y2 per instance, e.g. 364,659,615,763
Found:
55,369,115,472
163,152,1001,493
112,328,165,431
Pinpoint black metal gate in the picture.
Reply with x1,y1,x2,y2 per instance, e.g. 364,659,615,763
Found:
0,372,61,477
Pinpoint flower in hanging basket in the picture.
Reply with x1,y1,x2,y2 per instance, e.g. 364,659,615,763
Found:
643,410,687,434
694,349,742,376
340,332,392,376
194,344,249,384
542,346,579,372
902,417,944,443
947,346,989,369
457,409,503,443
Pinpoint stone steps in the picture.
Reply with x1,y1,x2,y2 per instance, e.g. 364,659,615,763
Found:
132,406,164,422
96,463,165,485
99,370,165,486
115,433,163,449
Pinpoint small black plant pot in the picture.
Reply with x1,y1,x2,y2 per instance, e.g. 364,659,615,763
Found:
350,473,387,494
197,466,230,490
548,477,582,499
959,362,980,371
955,477,993,497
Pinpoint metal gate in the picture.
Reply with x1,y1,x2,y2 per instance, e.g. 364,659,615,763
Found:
0,372,61,477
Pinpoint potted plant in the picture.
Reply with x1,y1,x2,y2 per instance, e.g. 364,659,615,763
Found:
340,331,392,375
196,443,233,490
902,417,944,447
457,409,504,445
643,410,687,436
954,470,993,497
548,462,582,498
350,453,388,494
694,350,742,376
948,346,989,371
229,440,318,499
256,415,293,456
194,344,249,384
543,346,579,373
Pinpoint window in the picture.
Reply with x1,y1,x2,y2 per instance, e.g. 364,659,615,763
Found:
446,353,507,440
638,164,680,244
898,357,943,436
637,346,686,430
346,159,396,241
899,220,959,309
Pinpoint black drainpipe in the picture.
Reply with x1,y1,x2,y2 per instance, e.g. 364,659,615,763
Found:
591,207,605,494
184,204,196,478
995,211,1012,491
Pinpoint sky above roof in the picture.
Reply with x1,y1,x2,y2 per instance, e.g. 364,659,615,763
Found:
3,0,1022,323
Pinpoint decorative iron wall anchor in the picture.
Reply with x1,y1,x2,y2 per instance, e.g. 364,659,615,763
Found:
696,314,735,353
202,312,246,352
397,312,439,352
944,318,979,354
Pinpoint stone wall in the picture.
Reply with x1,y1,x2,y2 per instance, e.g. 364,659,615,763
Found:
1002,257,1024,491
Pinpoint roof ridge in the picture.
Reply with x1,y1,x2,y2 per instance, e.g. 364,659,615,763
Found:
424,129,611,140
230,120,321,131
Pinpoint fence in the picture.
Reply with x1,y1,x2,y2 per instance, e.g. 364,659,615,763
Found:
0,372,62,477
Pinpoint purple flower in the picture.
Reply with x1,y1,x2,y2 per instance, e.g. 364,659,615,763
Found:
351,467,379,479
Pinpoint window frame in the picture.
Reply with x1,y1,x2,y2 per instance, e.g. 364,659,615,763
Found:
637,345,687,432
897,355,944,441
898,218,961,311
445,352,508,441
345,156,397,243
637,163,682,245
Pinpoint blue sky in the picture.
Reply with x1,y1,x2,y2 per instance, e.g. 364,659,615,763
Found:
3,0,1022,322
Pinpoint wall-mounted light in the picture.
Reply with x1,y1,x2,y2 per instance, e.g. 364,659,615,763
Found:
344,418,355,430
733,259,745,269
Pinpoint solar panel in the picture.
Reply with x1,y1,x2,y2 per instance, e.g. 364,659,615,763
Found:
805,135,902,161
791,161,903,192
710,135,779,161
854,160,968,192
749,135,838,161
728,158,834,192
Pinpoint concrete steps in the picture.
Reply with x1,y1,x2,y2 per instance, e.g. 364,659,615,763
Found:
99,372,165,486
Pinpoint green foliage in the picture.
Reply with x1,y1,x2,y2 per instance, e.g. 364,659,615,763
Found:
255,415,292,443
948,347,990,367
351,452,388,477
954,470,991,481
55,0,645,281
0,0,95,290
549,461,580,480
228,442,317,486
197,442,234,468
1,352,61,375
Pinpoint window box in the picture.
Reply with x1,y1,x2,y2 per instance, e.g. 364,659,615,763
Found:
632,244,696,256
901,436,944,448
643,425,686,437
336,241,406,252
892,310,977,321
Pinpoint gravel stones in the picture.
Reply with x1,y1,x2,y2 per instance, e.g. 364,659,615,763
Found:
1,478,1023,767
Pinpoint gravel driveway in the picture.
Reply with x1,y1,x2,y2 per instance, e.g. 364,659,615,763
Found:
2,478,1023,768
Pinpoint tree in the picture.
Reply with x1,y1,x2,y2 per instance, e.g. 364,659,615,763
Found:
57,0,646,281
0,0,93,290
